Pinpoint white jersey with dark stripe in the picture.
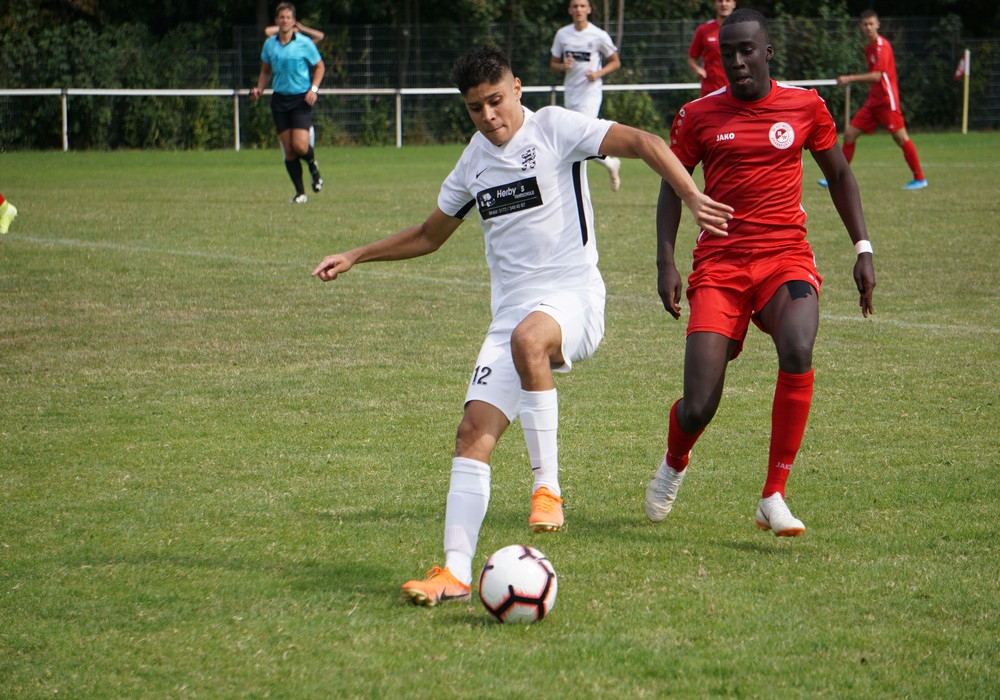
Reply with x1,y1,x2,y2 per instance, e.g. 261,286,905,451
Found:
550,22,618,113
437,106,614,317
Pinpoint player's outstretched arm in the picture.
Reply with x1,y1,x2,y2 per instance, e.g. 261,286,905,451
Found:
853,249,876,318
265,23,325,42
305,59,325,106
813,146,876,317
599,124,732,238
294,22,325,42
588,52,621,81
250,63,272,100
836,69,882,87
655,177,690,319
311,207,463,282
686,56,707,80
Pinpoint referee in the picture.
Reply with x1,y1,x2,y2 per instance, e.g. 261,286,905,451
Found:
250,3,325,203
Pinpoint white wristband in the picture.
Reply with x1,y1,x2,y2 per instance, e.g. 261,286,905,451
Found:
855,240,873,256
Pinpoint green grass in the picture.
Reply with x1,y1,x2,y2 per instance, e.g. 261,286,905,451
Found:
1,133,998,697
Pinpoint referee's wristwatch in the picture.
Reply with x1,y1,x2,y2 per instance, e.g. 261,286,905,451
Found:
310,85,319,94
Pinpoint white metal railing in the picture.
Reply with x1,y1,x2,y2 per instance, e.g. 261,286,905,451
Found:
0,81,844,151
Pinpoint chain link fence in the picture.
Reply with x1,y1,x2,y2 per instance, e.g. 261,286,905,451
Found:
1,16,994,150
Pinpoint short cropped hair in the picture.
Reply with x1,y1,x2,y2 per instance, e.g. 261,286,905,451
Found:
275,2,295,18
722,7,769,38
450,46,512,94
860,9,878,21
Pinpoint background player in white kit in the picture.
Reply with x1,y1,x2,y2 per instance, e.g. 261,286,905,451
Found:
550,0,623,191
312,46,732,606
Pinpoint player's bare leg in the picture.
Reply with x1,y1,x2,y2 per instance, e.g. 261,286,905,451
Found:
512,312,566,531
402,401,508,605
646,332,733,522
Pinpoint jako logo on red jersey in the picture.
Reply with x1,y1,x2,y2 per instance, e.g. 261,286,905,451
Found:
769,122,795,149
716,132,736,142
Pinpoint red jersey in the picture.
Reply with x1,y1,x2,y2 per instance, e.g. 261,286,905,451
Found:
688,20,726,96
864,35,901,112
669,80,839,248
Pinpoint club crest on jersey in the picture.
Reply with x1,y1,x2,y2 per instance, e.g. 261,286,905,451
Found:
521,147,537,171
769,122,795,150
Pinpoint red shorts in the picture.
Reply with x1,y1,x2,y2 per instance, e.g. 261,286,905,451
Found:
686,241,822,359
850,100,906,134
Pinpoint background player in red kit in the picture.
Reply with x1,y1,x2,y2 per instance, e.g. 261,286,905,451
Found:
819,9,927,190
645,8,876,536
686,0,737,97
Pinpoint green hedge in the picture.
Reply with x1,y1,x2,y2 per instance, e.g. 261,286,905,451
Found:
0,15,976,150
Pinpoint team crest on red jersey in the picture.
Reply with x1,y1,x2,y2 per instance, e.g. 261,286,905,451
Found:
769,122,795,149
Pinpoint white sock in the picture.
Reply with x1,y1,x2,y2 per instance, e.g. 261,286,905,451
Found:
520,388,560,496
443,456,490,585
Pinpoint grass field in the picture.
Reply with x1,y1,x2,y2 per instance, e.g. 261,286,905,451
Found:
1,132,998,697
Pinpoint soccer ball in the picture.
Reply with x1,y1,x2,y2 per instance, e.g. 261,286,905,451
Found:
478,544,558,623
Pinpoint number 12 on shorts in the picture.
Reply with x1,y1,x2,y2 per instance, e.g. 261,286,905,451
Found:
472,365,492,385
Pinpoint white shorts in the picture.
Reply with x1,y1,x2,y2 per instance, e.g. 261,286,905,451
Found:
565,90,603,119
464,289,605,422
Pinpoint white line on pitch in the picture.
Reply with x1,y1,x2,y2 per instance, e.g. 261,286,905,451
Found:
11,234,997,335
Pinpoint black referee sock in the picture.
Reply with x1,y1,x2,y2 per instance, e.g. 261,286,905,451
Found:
285,159,305,195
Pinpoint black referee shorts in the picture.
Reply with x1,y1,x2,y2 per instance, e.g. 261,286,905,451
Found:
271,92,313,133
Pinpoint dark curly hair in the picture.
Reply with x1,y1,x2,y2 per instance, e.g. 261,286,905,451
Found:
450,46,512,94
722,8,769,38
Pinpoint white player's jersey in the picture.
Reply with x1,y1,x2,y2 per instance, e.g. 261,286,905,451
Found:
437,106,613,317
550,23,618,114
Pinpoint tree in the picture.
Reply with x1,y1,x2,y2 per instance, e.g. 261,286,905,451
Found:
1,0,995,38
616,0,625,48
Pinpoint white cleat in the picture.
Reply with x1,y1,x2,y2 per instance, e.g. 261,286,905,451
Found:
755,493,805,537
644,457,685,523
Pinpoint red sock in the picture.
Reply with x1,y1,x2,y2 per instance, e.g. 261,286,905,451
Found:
0,193,5,206
901,140,924,181
665,399,704,472
763,369,814,498
842,142,856,163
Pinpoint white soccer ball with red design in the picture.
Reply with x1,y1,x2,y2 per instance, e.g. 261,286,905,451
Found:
478,544,557,623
